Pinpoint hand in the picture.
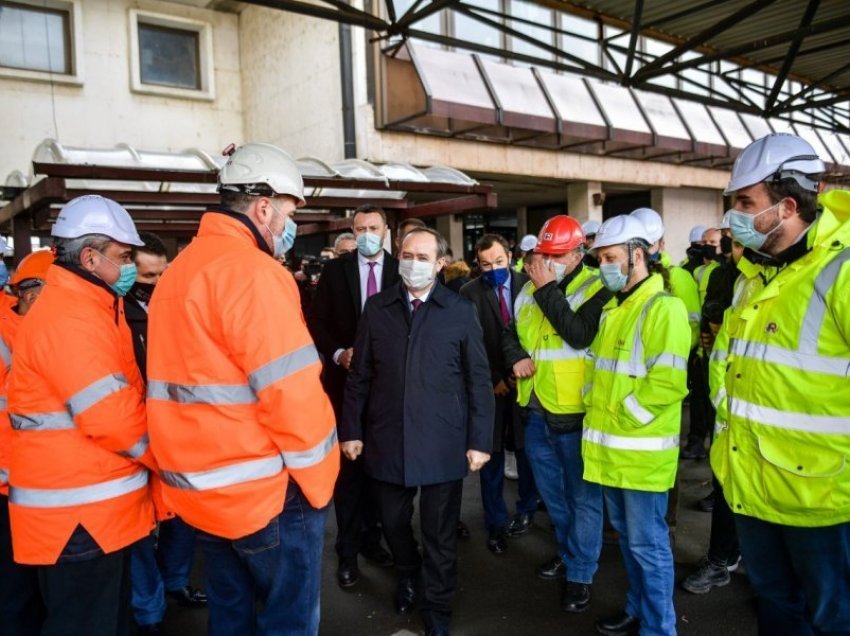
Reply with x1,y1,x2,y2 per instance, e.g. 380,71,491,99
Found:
526,257,556,289
506,374,517,389
700,331,716,353
467,450,490,472
341,441,363,461
513,358,535,378
338,348,354,370
494,380,510,397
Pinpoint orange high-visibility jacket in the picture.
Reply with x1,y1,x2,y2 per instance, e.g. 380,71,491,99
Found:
8,265,155,565
146,212,339,540
0,305,21,497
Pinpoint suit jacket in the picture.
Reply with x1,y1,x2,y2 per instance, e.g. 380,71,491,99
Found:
308,250,399,416
459,271,527,452
123,294,149,383
341,281,495,487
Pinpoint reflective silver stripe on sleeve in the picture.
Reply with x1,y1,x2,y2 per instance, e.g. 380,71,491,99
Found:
160,454,284,491
800,247,850,356
688,313,701,323
623,393,654,425
712,386,727,410
9,470,149,508
582,427,679,451
710,348,727,364
534,348,589,362
66,374,129,417
0,396,7,410
594,357,647,377
0,335,11,369
248,344,320,393
646,353,687,371
0,467,8,484
11,411,76,431
282,428,338,469
713,421,727,437
730,339,850,377
729,397,850,435
118,433,149,460
147,381,257,405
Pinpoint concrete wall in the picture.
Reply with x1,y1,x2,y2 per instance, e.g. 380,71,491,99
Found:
0,0,242,183
651,186,725,263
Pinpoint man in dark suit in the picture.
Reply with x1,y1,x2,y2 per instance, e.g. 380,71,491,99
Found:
460,234,539,555
341,227,494,636
309,205,398,588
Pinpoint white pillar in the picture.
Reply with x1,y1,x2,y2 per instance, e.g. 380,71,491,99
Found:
567,181,604,224
436,214,464,261
651,187,724,263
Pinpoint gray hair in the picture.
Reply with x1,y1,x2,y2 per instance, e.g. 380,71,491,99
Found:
334,232,356,249
54,234,113,266
401,227,448,259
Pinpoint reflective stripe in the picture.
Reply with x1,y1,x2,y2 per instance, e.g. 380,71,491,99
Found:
565,275,600,310
11,411,75,431
710,348,728,364
0,335,11,369
712,386,727,410
535,348,588,362
282,428,338,469
0,396,6,410
647,353,687,371
713,421,727,437
160,454,283,491
688,312,701,323
118,433,149,460
581,383,591,399
67,374,129,417
629,293,669,370
0,467,7,484
623,393,654,425
9,470,149,508
729,397,850,435
147,381,257,405
595,357,646,377
248,345,320,393
800,247,850,356
583,426,679,451
730,339,850,377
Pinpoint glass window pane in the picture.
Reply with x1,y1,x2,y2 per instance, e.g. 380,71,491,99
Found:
509,0,552,61
391,0,441,34
0,2,69,73
138,23,200,90
453,0,502,56
560,15,598,67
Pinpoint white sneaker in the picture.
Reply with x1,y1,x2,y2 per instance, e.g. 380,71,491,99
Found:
504,451,518,480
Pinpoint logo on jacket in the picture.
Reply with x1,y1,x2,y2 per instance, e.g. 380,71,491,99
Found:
765,322,778,334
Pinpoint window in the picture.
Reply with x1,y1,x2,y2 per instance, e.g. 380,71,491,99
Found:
560,15,599,68
453,0,503,57
508,0,554,62
129,10,214,100
0,0,81,82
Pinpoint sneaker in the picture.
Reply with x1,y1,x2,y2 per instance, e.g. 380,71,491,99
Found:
681,557,731,594
697,491,715,512
727,555,743,573
680,441,707,460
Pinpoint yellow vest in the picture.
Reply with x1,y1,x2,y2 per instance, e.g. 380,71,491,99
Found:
693,260,719,307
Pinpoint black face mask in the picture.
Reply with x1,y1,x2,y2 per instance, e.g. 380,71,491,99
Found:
130,281,156,304
720,235,733,256
701,244,721,261
686,243,703,260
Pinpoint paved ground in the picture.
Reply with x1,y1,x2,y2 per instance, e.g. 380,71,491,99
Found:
144,431,758,635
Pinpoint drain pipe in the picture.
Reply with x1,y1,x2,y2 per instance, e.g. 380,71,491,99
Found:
339,19,357,159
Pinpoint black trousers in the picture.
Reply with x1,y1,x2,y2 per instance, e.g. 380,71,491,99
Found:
687,352,715,447
0,494,44,636
373,478,463,630
333,454,383,560
708,478,740,566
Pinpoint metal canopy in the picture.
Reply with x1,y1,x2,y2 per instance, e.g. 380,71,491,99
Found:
244,0,850,132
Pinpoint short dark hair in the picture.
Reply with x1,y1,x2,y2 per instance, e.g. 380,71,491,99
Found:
400,227,448,259
398,218,426,235
474,233,510,257
353,204,387,224
133,231,167,259
765,178,821,224
220,191,256,213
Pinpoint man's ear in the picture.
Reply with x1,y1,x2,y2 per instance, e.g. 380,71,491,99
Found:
435,256,447,273
79,246,98,273
780,196,799,220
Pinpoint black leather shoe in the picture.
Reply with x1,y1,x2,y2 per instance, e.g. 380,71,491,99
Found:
394,577,418,614
456,521,470,540
486,528,507,554
697,490,715,513
506,512,533,538
562,582,591,613
536,555,565,580
166,586,207,608
360,543,394,567
680,441,706,459
596,612,640,636
337,558,360,588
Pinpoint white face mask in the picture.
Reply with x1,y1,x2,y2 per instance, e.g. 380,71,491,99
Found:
399,258,436,291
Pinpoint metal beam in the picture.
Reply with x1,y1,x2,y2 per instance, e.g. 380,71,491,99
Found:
642,0,736,30
765,0,820,114
389,0,459,33
622,0,643,81
240,0,388,30
400,193,496,219
0,177,67,225
782,90,850,113
772,61,850,113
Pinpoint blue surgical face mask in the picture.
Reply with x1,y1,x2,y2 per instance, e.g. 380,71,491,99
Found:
356,232,383,257
481,266,510,288
96,251,137,297
648,250,661,263
726,203,782,251
265,204,297,258
600,262,629,292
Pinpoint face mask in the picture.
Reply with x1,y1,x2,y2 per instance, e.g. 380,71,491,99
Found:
600,262,629,292
399,258,436,291
686,243,703,260
265,204,297,258
481,267,510,288
356,232,383,257
648,250,661,263
130,281,156,304
727,202,782,251
96,251,137,297
701,244,721,261
544,258,569,283
720,235,733,255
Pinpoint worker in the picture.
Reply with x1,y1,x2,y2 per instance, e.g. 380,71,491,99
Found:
0,249,53,634
8,195,156,634
681,224,708,274
513,234,538,273
581,219,601,269
711,132,850,634
582,214,690,636
0,238,16,313
146,142,339,635
693,227,722,308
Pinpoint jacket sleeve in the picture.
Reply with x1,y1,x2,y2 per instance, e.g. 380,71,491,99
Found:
220,263,339,508
708,312,731,429
307,261,345,361
620,297,690,427
534,283,612,349
462,304,495,453
669,267,701,349
501,318,530,369
340,301,374,443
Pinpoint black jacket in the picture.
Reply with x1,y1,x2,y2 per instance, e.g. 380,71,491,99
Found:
341,281,494,487
123,294,149,382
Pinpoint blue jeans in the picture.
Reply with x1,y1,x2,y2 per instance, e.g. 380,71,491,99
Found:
479,448,538,531
735,514,850,635
524,411,602,583
604,487,675,636
196,480,329,636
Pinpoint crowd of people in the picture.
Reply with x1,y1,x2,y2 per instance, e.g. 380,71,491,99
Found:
0,132,847,636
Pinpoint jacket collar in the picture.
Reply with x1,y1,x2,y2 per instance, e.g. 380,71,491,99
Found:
201,207,273,256
609,273,662,308
50,263,119,307
382,279,451,308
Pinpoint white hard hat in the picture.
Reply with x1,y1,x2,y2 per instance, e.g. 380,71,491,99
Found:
581,219,601,236
689,224,707,243
0,236,9,256
592,215,651,251
724,132,825,195
218,142,305,206
629,207,664,244
52,195,143,246
719,211,732,230
518,234,538,252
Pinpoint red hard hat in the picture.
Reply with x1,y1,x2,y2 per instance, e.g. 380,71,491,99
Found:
535,215,585,254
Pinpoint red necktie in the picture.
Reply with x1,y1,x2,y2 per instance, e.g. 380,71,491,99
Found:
366,262,378,298
411,298,423,314
498,285,511,325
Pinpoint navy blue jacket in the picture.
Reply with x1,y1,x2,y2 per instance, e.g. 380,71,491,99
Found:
341,280,494,487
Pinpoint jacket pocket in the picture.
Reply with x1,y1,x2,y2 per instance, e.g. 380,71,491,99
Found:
758,436,845,514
